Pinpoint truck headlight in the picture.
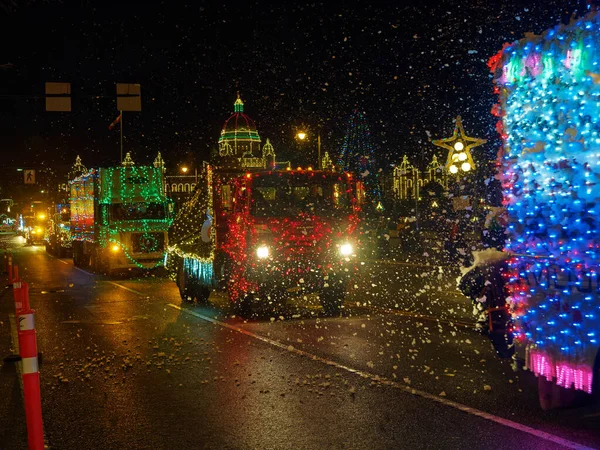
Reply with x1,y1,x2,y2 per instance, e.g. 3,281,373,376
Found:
339,243,354,257
256,245,270,259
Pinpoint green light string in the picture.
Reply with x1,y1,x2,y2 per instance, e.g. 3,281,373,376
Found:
72,166,173,267
108,238,166,269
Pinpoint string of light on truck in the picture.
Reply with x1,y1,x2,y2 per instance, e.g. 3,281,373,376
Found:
70,164,172,271
489,11,600,393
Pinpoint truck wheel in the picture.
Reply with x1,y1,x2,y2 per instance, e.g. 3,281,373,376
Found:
73,243,80,266
80,250,90,268
177,264,210,304
233,293,254,318
196,286,211,305
91,251,107,274
214,251,231,290
320,286,344,316
178,265,195,303
538,376,591,410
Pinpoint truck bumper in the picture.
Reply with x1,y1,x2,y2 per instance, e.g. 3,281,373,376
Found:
106,251,165,270
246,260,356,296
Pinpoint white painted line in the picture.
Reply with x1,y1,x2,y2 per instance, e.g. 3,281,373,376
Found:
107,281,145,296
73,266,94,276
167,303,598,450
56,258,70,265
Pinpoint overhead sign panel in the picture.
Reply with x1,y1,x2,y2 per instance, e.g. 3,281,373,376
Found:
45,82,71,111
116,83,141,111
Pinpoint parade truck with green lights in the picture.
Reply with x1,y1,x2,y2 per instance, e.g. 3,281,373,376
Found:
166,166,362,316
70,165,173,273
489,11,600,408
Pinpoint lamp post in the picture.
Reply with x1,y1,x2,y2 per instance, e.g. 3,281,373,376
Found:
295,130,321,169
180,166,198,183
447,141,472,176
432,115,486,197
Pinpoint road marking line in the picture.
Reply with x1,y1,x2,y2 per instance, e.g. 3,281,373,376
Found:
107,281,145,296
167,303,597,450
73,266,94,276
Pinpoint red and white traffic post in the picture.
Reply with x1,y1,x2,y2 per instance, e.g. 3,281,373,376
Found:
13,271,23,314
17,281,45,450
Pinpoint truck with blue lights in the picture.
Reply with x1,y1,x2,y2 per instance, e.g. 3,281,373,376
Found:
489,10,600,406
166,166,362,316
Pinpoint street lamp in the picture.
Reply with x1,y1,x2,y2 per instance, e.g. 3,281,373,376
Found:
295,130,321,169
447,141,472,175
180,166,189,174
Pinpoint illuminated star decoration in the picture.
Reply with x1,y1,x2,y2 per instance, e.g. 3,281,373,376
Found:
432,115,486,175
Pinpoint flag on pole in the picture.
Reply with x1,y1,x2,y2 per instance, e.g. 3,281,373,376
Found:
108,112,122,130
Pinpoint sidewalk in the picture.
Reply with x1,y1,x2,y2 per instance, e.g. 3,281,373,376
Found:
0,267,28,448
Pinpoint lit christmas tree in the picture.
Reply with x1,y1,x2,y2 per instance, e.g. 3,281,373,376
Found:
337,109,381,206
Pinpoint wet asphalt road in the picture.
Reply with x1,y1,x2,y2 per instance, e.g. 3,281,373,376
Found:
1,233,599,450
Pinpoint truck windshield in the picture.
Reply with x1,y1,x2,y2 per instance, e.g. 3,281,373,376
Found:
111,203,166,220
251,175,353,218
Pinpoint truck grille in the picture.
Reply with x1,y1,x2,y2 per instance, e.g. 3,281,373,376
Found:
132,232,165,253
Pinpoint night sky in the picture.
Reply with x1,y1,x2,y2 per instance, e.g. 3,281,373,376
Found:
0,0,589,172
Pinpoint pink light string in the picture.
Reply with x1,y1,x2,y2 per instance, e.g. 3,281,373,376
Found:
529,349,594,394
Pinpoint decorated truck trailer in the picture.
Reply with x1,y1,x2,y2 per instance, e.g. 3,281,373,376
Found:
489,11,600,407
70,165,172,273
166,166,362,316
44,203,72,257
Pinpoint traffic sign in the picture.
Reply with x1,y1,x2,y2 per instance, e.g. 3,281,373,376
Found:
45,82,71,112
116,83,142,111
24,170,35,184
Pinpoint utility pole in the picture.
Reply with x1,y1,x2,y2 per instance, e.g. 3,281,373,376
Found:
317,133,321,169
120,111,124,164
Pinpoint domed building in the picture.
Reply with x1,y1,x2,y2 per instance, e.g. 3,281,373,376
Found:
217,94,276,169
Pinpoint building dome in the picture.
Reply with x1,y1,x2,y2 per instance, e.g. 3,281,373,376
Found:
218,94,261,146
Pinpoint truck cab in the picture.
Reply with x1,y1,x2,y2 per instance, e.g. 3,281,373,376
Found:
23,202,49,245
167,167,362,316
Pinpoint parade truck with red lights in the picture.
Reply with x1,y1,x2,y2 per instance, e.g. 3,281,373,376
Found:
166,166,362,316
489,11,600,408
70,165,173,273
